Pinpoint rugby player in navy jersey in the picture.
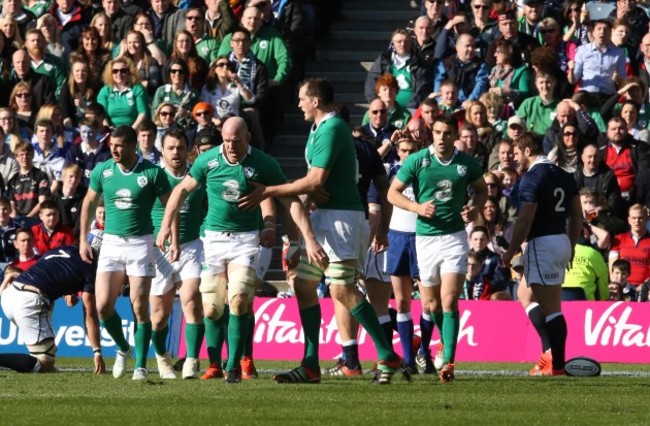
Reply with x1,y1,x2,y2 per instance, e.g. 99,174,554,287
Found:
501,133,582,376
0,244,105,374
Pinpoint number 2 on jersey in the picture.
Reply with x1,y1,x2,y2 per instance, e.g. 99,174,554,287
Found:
554,187,566,212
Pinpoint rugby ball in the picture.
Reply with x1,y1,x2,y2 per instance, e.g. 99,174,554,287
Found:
565,357,602,377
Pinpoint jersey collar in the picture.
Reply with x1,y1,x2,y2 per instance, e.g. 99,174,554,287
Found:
428,145,458,165
311,112,336,132
528,155,554,172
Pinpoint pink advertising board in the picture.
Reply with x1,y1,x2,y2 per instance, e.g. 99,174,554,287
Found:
178,299,650,363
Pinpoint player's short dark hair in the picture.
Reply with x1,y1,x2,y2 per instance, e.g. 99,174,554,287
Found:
501,166,517,176
612,258,631,275
78,117,99,129
299,77,334,106
433,113,458,132
34,119,53,133
514,132,543,156
231,27,252,41
85,103,106,117
460,122,478,135
112,125,137,146
163,127,189,148
579,187,598,197
4,264,23,276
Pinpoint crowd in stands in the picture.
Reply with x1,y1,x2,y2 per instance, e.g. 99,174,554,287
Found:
356,0,650,303
0,0,344,276
0,0,648,305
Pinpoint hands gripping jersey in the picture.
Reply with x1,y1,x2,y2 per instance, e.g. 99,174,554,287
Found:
89,157,172,236
151,166,207,244
518,158,578,240
16,245,96,300
189,144,287,232
396,147,483,236
305,114,364,212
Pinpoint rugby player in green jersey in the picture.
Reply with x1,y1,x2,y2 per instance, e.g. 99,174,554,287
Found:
79,126,172,381
157,117,326,383
387,114,488,382
149,128,207,380
239,78,406,384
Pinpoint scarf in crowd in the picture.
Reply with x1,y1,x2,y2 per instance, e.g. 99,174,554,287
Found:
489,65,514,89
229,51,258,93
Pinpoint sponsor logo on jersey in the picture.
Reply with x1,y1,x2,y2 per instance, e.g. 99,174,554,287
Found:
222,179,240,202
103,169,113,178
243,167,256,179
259,40,268,49
207,159,220,169
137,176,148,188
421,157,431,168
457,164,467,177
115,188,132,209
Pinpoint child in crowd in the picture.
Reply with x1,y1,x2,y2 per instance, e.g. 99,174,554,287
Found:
463,251,491,300
30,200,74,255
52,164,85,239
90,198,105,232
65,118,111,188
136,120,161,165
501,166,518,198
609,259,637,302
10,228,38,271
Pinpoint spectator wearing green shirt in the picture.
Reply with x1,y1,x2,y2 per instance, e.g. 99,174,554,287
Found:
516,70,559,136
24,29,67,98
151,58,199,115
97,57,149,129
184,7,220,66
361,73,411,129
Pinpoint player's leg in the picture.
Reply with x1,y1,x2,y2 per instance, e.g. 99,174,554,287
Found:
96,270,130,353
518,277,553,375
365,277,393,356
200,271,228,379
129,275,153,379
530,284,566,373
223,263,257,383
392,275,416,370
324,297,361,376
179,277,203,379
150,288,176,379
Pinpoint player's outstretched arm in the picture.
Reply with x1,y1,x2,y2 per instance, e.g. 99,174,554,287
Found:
238,167,330,211
502,201,537,267
79,188,100,263
278,196,329,269
82,292,105,374
157,175,200,252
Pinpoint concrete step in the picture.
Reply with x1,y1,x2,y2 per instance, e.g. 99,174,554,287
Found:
332,19,410,32
320,39,389,53
315,50,379,62
330,30,393,41
344,10,415,21
304,70,367,84
343,0,419,11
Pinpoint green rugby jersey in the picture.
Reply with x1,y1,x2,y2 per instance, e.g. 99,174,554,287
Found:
151,165,206,244
305,114,363,212
190,145,287,232
396,147,482,236
89,157,171,236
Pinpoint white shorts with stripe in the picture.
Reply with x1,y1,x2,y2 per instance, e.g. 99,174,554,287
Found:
523,234,571,286
416,230,468,287
150,238,203,296
1,284,54,346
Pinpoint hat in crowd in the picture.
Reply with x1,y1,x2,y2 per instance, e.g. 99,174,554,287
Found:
511,254,525,271
497,9,516,22
507,116,526,129
522,0,542,6
195,126,223,147
192,102,214,120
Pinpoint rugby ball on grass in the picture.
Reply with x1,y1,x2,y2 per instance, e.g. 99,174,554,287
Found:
565,357,602,377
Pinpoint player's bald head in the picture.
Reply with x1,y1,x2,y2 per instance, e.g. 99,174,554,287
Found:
222,116,248,137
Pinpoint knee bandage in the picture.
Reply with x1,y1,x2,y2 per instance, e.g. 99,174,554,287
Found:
326,263,357,286
28,339,57,364
199,274,227,320
295,259,324,282
227,267,257,301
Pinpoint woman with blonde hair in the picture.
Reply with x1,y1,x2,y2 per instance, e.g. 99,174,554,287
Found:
97,57,149,128
9,82,35,132
465,100,498,155
152,102,178,150
91,12,114,51
120,29,162,96
59,57,98,128
0,15,23,49
36,13,65,57
34,104,75,155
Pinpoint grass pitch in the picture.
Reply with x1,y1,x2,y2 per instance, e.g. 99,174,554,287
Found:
1,359,649,425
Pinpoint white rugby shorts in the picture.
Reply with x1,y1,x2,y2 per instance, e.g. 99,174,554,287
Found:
416,230,468,287
523,234,571,286
150,238,203,296
309,209,368,264
97,234,156,277
200,230,260,276
1,284,54,346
